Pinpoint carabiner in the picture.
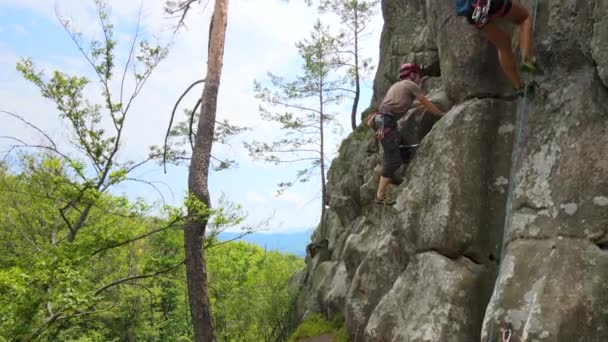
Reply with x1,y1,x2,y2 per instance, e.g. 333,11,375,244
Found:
502,327,512,342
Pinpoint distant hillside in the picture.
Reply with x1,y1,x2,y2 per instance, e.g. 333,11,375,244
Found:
218,231,312,257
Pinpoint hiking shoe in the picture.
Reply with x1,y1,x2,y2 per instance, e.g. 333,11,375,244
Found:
375,196,396,206
520,57,538,74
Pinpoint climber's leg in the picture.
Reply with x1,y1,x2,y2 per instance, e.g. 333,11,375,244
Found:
376,127,401,205
504,1,535,72
376,176,392,202
481,21,524,89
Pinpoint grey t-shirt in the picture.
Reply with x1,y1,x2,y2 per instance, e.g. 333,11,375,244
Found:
378,80,423,119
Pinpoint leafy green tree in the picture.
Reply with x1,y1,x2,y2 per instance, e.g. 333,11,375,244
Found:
10,0,168,243
0,1,306,341
0,1,187,339
0,155,187,341
206,241,304,341
0,155,303,341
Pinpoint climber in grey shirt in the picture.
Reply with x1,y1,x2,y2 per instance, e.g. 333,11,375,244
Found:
375,63,444,205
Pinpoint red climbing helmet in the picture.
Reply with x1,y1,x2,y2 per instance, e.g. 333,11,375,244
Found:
399,63,422,79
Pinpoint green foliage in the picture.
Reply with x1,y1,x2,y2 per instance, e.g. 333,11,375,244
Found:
0,155,188,341
288,314,349,342
0,159,305,341
7,0,170,246
207,241,304,341
1,1,308,340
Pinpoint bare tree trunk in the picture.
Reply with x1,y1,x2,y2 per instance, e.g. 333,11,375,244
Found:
350,5,360,132
184,0,228,341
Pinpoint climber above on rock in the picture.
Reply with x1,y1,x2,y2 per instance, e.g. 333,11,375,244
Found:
371,63,444,206
456,0,537,95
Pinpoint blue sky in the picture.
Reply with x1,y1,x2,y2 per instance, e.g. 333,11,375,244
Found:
0,0,382,234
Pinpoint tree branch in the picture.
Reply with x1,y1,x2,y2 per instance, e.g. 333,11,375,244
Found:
56,305,116,322
166,0,211,32
124,157,152,175
0,110,58,150
56,9,105,87
325,87,356,94
269,157,318,164
164,79,205,173
189,98,202,150
26,312,61,341
268,99,322,114
205,230,252,249
94,2,120,131
0,136,72,166
92,218,182,256
123,177,168,205
120,6,142,109
94,259,185,296
261,149,320,154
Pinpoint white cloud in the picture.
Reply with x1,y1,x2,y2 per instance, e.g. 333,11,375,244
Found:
245,191,267,205
0,0,384,234
13,24,27,35
274,190,305,205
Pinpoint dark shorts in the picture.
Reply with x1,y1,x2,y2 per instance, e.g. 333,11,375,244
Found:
466,0,512,26
379,115,409,179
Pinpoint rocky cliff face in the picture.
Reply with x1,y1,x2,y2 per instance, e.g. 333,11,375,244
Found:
295,0,608,341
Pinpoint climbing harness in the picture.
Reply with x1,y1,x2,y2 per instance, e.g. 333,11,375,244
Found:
489,0,540,341
373,113,402,141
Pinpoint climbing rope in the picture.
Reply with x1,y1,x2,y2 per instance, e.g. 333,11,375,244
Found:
499,0,540,274
491,0,540,340
499,64,531,261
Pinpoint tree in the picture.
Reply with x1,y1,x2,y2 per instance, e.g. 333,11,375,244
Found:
245,20,345,230
0,159,299,341
205,241,304,341
315,0,378,131
165,0,230,340
0,1,187,339
12,5,169,242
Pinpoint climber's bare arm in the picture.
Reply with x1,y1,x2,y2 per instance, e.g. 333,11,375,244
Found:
416,94,444,116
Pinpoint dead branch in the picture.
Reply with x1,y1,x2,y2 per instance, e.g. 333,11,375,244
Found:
164,79,205,173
